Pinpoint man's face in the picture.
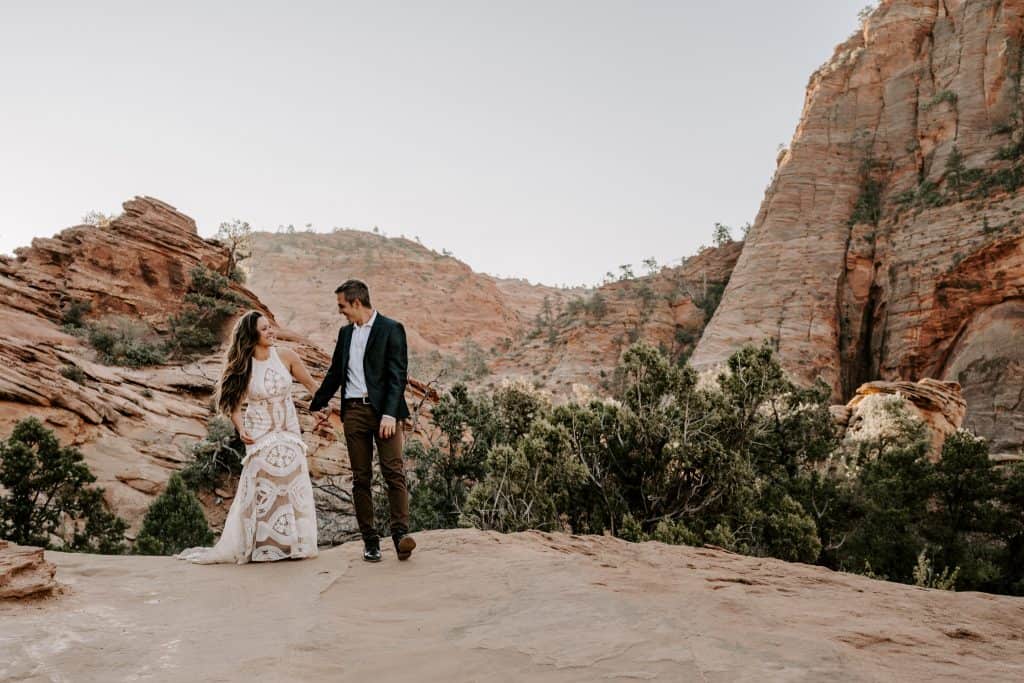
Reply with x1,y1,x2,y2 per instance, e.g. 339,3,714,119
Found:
337,293,359,323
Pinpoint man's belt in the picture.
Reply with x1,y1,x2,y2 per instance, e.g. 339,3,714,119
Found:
344,396,372,405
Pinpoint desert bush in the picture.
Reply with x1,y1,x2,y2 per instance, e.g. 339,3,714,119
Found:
0,418,126,553
81,210,118,227
180,416,245,492
59,364,87,385
87,316,167,366
913,550,960,590
584,291,608,319
133,473,214,555
415,343,833,563
410,342,1024,594
167,265,244,356
712,222,734,247
458,340,490,380
849,157,885,225
925,90,958,110
459,419,584,533
60,298,92,329
810,412,1021,592
695,282,726,321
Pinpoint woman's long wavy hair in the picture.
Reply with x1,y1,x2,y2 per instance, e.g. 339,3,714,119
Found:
216,310,263,415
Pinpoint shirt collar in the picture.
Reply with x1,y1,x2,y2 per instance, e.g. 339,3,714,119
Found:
356,310,377,330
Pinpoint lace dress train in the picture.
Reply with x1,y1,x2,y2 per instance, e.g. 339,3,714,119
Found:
177,347,318,564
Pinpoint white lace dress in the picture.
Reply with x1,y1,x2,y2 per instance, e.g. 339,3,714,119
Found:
177,347,319,563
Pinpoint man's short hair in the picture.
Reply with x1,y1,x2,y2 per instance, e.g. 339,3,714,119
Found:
335,279,372,307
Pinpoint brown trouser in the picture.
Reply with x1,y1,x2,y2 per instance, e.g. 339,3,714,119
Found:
342,401,409,541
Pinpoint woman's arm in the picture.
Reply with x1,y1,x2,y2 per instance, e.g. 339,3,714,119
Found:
308,329,347,413
280,347,321,397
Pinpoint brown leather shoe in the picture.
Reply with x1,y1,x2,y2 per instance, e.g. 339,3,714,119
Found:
393,533,416,561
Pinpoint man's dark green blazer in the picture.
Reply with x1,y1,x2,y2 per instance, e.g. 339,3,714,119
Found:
309,313,410,420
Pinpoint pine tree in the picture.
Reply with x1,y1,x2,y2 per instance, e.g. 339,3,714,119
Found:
134,473,214,555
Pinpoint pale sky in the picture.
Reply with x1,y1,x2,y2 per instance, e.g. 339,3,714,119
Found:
1,1,867,286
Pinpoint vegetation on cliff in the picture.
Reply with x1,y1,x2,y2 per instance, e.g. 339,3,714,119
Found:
410,343,1024,595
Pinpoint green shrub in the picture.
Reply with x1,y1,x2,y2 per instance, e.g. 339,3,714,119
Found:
133,473,214,555
924,430,1003,590
410,342,1024,595
87,316,167,367
59,364,87,385
849,157,885,225
925,90,958,110
996,461,1024,594
996,140,1024,161
60,298,92,329
0,417,126,552
945,146,966,199
180,416,245,492
459,340,491,380
459,420,584,533
695,282,726,321
584,291,608,319
712,222,734,247
167,265,244,356
913,550,960,590
566,298,586,317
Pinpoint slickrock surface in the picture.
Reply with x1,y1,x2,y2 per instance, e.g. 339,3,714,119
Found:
2,529,1022,681
692,0,1024,453
0,541,57,600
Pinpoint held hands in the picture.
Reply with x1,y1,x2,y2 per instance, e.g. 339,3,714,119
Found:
313,408,332,430
308,407,395,438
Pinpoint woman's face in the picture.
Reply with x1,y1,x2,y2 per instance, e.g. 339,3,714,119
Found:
255,315,275,346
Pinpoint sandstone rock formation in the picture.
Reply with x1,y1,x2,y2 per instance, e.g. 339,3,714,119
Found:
246,230,742,397
487,240,742,394
245,229,579,355
2,529,1022,680
0,198,432,539
0,541,57,600
692,0,1024,455
835,377,967,457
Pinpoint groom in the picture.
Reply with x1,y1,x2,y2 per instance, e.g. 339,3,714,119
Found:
310,279,416,562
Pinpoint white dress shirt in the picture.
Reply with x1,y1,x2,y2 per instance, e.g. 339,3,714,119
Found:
345,310,376,400
343,310,395,421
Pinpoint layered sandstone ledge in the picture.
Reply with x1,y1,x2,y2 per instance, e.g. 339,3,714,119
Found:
0,541,57,600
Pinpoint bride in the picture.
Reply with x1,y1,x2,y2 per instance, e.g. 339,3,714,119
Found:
178,310,321,563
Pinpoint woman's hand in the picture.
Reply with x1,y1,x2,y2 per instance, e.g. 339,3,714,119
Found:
231,408,255,445
237,427,256,445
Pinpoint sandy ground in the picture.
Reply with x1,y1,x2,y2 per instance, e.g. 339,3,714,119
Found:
2,529,1023,682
